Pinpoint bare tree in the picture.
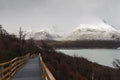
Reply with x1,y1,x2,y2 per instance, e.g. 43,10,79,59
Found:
19,27,27,56
0,25,2,34
0,25,8,36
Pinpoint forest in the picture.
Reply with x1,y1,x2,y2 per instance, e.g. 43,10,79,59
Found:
35,40,120,49
0,25,40,63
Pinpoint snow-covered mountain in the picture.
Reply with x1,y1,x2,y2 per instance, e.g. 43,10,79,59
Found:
27,30,60,40
64,22,120,41
25,21,120,41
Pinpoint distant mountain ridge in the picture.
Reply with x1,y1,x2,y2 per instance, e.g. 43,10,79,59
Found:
26,21,120,41
32,30,61,40
64,21,120,41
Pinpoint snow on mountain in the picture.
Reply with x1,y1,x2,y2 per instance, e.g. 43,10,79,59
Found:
31,30,61,40
64,22,120,41
25,20,120,41
33,31,51,40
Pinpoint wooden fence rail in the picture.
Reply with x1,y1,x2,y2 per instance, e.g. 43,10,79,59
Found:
39,53,56,80
0,54,30,80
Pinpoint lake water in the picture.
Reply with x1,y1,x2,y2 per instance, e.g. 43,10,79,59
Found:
57,49,120,67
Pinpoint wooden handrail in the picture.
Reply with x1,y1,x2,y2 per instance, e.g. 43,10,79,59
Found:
0,53,30,80
0,62,10,67
39,53,56,80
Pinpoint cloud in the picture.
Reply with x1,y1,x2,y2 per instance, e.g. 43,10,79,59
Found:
0,0,120,34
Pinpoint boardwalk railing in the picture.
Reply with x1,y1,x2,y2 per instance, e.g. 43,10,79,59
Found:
0,54,30,80
39,54,56,80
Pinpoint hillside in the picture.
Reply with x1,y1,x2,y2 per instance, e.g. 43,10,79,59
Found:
35,40,120,49
41,50,120,80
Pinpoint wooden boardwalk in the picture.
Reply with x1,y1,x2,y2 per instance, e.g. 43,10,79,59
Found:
12,57,42,80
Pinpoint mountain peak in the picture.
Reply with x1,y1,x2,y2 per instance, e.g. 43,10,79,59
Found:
73,21,117,32
64,21,120,41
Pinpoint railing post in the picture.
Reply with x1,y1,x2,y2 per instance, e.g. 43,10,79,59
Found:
25,53,29,62
0,66,4,80
0,66,2,80
9,62,12,79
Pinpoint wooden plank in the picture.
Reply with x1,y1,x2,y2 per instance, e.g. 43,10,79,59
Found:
11,69,17,77
0,69,2,74
12,57,41,80
11,61,24,72
39,54,56,80
2,66,11,73
0,62,10,66
41,61,56,80
3,72,10,79
11,57,18,63
11,61,18,68
6,77,11,80
11,66,17,73
11,64,25,77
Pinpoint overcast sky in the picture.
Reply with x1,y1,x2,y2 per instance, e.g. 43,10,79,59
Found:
0,0,120,35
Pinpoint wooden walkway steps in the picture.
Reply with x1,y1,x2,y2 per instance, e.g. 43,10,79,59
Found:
12,57,42,80
0,53,56,80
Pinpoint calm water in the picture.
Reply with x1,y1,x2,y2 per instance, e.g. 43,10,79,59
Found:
57,49,120,67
